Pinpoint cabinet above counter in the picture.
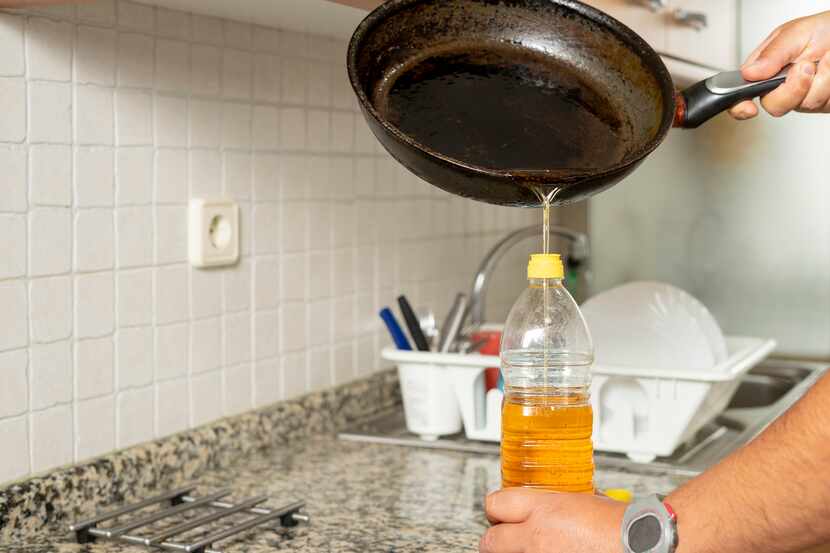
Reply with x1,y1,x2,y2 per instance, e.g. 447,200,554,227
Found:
2,0,737,81
331,0,738,76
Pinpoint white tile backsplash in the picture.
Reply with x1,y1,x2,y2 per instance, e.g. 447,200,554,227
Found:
75,394,115,459
116,147,154,204
75,147,114,207
190,369,221,426
77,0,116,26
29,276,72,343
222,49,252,100
74,271,114,338
115,326,154,390
116,90,153,146
0,349,28,418
154,377,188,435
29,81,72,144
224,311,251,366
117,32,153,87
155,149,188,203
155,7,189,41
155,95,188,148
191,45,221,97
30,404,73,473
191,13,221,45
30,145,72,206
190,267,222,319
29,340,72,410
116,386,153,447
0,78,25,142
0,416,29,483
76,25,116,86
223,260,250,312
253,53,280,103
221,102,252,149
75,336,114,399
26,17,72,81
155,205,188,264
0,214,26,279
0,1,535,485
190,316,221,373
155,264,188,324
75,84,114,146
155,322,188,380
117,206,153,267
29,207,71,276
75,209,114,271
0,146,27,212
223,363,252,416
117,269,153,326
118,1,154,33
155,38,189,92
223,151,252,199
0,13,24,77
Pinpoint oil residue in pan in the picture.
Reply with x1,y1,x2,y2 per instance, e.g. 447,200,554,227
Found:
376,41,627,173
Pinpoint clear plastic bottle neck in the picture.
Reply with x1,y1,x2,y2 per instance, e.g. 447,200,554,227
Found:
528,277,563,286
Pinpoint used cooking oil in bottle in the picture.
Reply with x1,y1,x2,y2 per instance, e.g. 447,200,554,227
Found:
500,251,595,493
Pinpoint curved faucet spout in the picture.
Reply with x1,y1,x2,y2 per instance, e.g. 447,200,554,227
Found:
468,225,590,328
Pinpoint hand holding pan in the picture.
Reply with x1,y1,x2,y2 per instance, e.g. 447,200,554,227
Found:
676,63,816,128
348,0,808,208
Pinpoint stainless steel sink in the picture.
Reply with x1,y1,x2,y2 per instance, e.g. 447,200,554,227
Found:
726,366,811,409
339,359,826,478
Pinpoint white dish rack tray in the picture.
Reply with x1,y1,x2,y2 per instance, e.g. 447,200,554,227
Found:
381,336,776,462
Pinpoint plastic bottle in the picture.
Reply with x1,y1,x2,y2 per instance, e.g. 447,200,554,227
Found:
500,253,595,493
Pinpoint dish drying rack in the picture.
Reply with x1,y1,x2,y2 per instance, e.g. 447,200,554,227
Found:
69,486,308,553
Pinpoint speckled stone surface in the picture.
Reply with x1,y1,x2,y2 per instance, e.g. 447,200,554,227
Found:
0,370,400,545
0,369,691,552
1,434,689,553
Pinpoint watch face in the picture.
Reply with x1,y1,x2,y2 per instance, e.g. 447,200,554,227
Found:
629,514,662,553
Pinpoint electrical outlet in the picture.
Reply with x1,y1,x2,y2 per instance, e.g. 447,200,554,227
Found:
188,199,240,268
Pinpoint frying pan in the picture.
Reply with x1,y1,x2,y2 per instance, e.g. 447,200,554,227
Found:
347,0,792,207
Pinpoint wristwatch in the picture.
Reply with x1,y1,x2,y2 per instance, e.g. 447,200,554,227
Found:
621,495,678,553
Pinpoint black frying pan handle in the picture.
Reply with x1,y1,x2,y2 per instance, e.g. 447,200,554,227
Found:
677,65,799,129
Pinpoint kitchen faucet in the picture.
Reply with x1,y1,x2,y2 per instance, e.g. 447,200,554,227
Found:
467,225,590,328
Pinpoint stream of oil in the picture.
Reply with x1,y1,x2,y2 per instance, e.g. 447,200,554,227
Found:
537,187,560,390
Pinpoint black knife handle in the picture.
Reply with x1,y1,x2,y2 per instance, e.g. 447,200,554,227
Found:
397,295,430,352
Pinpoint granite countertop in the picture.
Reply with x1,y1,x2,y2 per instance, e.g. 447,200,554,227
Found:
0,370,690,552
7,433,689,553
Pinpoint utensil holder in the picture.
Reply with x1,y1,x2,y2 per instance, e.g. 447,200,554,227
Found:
383,349,503,442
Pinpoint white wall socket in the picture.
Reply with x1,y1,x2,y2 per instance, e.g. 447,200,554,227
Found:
188,199,240,268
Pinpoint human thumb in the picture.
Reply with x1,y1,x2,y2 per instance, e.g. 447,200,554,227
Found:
742,28,807,81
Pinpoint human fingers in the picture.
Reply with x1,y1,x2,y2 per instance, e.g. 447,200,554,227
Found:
728,100,760,120
485,488,555,525
760,60,816,117
479,523,527,553
743,24,810,82
800,52,830,111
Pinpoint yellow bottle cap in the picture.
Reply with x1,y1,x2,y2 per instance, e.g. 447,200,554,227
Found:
603,488,634,503
527,253,564,280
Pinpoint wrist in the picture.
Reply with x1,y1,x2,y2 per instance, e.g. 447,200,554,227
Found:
666,489,709,553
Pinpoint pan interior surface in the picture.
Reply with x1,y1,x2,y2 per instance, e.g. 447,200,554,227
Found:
377,41,628,173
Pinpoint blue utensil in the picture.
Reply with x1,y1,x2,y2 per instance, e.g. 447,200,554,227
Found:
380,308,412,350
